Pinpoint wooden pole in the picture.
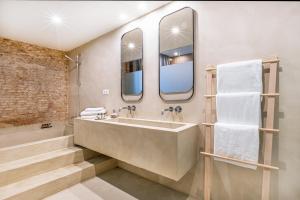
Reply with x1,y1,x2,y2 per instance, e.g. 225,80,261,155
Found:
202,123,279,133
261,61,278,200
200,152,279,170
204,71,213,200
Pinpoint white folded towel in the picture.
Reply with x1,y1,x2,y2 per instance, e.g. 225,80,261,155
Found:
214,123,259,169
217,59,262,93
80,109,106,116
80,115,98,120
84,107,105,112
216,92,261,126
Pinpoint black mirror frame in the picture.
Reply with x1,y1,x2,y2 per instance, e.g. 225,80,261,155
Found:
121,28,144,103
158,7,195,103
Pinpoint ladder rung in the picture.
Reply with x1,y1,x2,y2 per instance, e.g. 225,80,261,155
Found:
200,152,279,170
201,123,279,133
205,59,279,71
204,93,279,98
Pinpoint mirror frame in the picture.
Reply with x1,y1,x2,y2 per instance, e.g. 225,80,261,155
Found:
158,7,195,102
121,28,144,102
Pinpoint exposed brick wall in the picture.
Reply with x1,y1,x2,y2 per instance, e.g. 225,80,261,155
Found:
0,37,69,128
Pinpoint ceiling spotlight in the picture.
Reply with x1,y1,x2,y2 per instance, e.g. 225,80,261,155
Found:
171,26,180,34
128,43,135,49
120,14,128,21
173,52,178,56
51,15,62,25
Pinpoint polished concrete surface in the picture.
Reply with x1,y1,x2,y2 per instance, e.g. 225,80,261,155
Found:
74,118,198,181
45,167,188,200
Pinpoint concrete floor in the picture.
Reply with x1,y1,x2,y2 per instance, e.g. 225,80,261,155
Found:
45,167,188,200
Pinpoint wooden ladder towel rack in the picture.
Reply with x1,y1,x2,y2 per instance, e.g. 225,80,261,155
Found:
202,58,280,200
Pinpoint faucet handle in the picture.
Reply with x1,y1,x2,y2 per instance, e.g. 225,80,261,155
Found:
131,105,136,112
175,106,182,114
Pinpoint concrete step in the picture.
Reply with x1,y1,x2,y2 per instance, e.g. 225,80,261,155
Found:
0,156,118,200
87,155,118,175
44,176,138,200
0,147,83,186
80,147,102,161
0,135,74,164
0,162,94,200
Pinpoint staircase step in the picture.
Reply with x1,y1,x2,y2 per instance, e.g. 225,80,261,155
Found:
88,155,117,175
81,147,102,161
0,162,94,200
0,136,74,164
78,155,118,182
0,147,83,186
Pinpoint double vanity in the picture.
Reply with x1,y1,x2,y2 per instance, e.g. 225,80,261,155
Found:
74,117,198,181
75,7,198,181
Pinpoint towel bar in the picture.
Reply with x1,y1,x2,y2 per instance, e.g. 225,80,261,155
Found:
200,152,279,170
202,123,280,133
203,57,279,200
205,59,280,71
204,93,280,98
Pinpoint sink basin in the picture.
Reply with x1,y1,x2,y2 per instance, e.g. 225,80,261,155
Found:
105,117,191,130
74,117,199,181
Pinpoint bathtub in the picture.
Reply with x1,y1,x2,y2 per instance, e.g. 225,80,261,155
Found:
0,121,69,148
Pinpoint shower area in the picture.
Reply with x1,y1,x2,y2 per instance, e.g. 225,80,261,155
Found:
0,37,78,148
65,53,81,121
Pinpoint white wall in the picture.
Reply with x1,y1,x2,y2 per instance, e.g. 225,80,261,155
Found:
69,1,300,199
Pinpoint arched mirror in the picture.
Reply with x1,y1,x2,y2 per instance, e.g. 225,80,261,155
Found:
121,28,143,102
159,7,195,102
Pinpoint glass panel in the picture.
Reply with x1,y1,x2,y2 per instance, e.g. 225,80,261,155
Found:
121,28,143,101
159,7,194,101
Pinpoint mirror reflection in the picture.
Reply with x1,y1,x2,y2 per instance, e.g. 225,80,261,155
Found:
121,28,143,101
159,7,194,101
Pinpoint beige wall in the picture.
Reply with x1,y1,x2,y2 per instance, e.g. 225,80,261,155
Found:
68,1,300,199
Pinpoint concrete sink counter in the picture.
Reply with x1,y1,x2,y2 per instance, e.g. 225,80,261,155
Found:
74,117,199,181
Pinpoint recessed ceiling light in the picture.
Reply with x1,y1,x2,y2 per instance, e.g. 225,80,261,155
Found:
120,14,128,21
173,52,178,56
138,2,147,11
51,15,62,25
171,27,180,34
128,43,135,49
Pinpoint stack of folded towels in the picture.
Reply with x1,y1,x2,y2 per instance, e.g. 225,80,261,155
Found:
214,59,262,169
80,107,106,119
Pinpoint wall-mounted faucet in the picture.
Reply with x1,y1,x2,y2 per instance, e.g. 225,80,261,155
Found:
119,106,130,112
119,105,136,116
161,106,174,116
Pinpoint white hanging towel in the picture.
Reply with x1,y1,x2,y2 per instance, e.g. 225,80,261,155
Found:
216,92,261,126
217,59,262,93
214,123,259,169
214,59,262,169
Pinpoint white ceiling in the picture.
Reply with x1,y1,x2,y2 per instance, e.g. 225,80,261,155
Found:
0,1,169,51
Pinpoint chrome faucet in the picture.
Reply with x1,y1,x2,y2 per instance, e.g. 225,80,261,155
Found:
119,105,136,115
161,106,174,115
119,106,131,112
